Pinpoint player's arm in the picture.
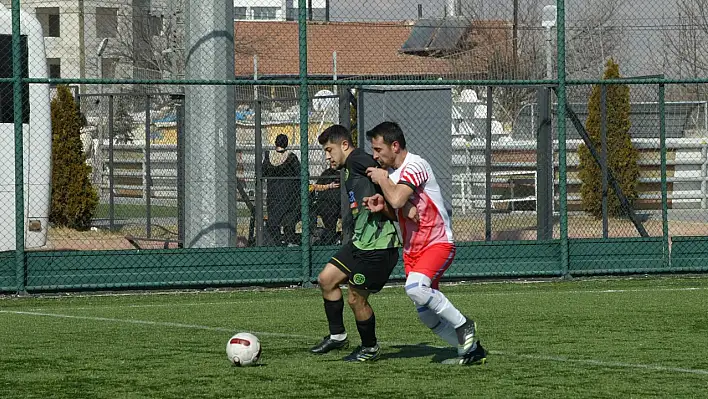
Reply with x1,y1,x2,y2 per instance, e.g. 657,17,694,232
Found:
363,194,418,223
366,167,414,209
378,196,398,221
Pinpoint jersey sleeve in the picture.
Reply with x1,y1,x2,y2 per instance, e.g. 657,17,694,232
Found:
398,160,429,190
349,152,379,176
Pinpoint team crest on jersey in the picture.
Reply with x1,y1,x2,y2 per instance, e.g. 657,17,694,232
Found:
352,273,366,285
348,190,359,216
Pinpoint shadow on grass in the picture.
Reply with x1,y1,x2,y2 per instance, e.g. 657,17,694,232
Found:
379,343,457,363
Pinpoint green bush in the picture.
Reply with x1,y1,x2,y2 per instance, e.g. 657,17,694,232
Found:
50,85,98,230
578,59,640,218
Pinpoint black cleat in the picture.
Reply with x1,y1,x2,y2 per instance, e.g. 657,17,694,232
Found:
442,341,487,366
343,345,380,362
455,318,478,356
460,341,487,365
310,335,349,354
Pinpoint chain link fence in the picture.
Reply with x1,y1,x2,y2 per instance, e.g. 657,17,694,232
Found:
1,0,708,292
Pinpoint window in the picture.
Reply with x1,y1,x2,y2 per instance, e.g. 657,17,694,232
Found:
233,7,247,20
0,35,30,124
101,57,118,79
96,7,118,38
36,7,60,37
149,15,163,37
252,7,278,20
287,7,327,21
47,58,61,78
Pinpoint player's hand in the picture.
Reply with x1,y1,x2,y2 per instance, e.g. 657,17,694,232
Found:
362,194,385,213
366,167,388,185
329,182,340,189
402,201,419,223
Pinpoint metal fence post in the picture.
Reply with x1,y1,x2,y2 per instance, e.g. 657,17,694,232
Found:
536,87,553,240
485,86,493,241
298,0,312,285
254,100,264,246
108,95,115,231
659,84,669,267
702,145,707,210
175,94,185,248
556,0,570,277
145,95,152,239
601,85,608,238
11,0,26,293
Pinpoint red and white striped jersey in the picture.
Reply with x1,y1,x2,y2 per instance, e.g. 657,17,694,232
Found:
388,152,454,254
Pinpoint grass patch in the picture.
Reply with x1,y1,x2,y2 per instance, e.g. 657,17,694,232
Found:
1,276,707,398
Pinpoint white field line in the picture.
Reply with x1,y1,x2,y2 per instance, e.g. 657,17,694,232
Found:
4,275,707,300
8,286,707,312
1,309,708,377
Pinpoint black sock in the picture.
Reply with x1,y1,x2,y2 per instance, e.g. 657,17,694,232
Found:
356,313,377,348
324,297,345,336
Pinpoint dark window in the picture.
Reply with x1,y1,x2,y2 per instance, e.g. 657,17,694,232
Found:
252,7,277,20
48,13,60,37
96,7,118,38
36,8,60,37
233,7,247,20
47,58,61,78
286,7,326,21
149,15,163,36
0,34,30,124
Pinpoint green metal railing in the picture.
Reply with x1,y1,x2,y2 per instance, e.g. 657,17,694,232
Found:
3,0,708,294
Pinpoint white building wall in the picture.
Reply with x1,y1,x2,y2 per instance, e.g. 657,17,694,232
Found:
7,0,166,80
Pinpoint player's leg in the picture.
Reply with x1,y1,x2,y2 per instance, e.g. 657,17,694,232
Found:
282,223,297,246
342,247,398,362
310,246,354,354
403,251,457,346
415,306,459,346
264,214,281,245
403,244,482,358
342,287,380,361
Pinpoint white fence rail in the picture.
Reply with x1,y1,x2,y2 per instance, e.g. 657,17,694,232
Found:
96,138,708,211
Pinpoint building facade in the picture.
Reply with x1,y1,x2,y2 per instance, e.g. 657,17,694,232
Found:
2,0,170,81
233,0,327,22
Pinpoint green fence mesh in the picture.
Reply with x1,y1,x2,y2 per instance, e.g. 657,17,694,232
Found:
1,0,708,293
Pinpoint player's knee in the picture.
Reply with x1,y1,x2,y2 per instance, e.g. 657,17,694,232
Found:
317,270,339,292
405,283,432,307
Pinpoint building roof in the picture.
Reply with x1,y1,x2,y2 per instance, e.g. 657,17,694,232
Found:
234,21,461,78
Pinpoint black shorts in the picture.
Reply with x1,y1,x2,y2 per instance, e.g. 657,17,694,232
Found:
329,243,399,293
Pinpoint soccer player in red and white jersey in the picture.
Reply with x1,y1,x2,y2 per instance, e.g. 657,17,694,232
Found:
363,121,487,365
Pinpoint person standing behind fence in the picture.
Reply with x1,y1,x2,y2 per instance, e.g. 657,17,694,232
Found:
310,166,341,245
263,134,301,246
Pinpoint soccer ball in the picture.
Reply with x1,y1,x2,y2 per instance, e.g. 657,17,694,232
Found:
226,332,261,367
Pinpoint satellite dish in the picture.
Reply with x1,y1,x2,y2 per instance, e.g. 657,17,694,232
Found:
542,5,557,28
313,89,336,112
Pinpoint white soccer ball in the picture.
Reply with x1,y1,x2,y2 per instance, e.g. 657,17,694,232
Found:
226,332,261,367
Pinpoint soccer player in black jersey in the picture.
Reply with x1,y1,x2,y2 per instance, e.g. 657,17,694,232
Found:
309,124,401,362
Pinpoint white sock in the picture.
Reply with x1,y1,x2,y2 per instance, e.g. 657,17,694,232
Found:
417,305,459,346
405,272,466,329
330,333,347,341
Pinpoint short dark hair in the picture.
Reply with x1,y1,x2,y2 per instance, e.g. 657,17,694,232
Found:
365,121,406,150
318,124,353,146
